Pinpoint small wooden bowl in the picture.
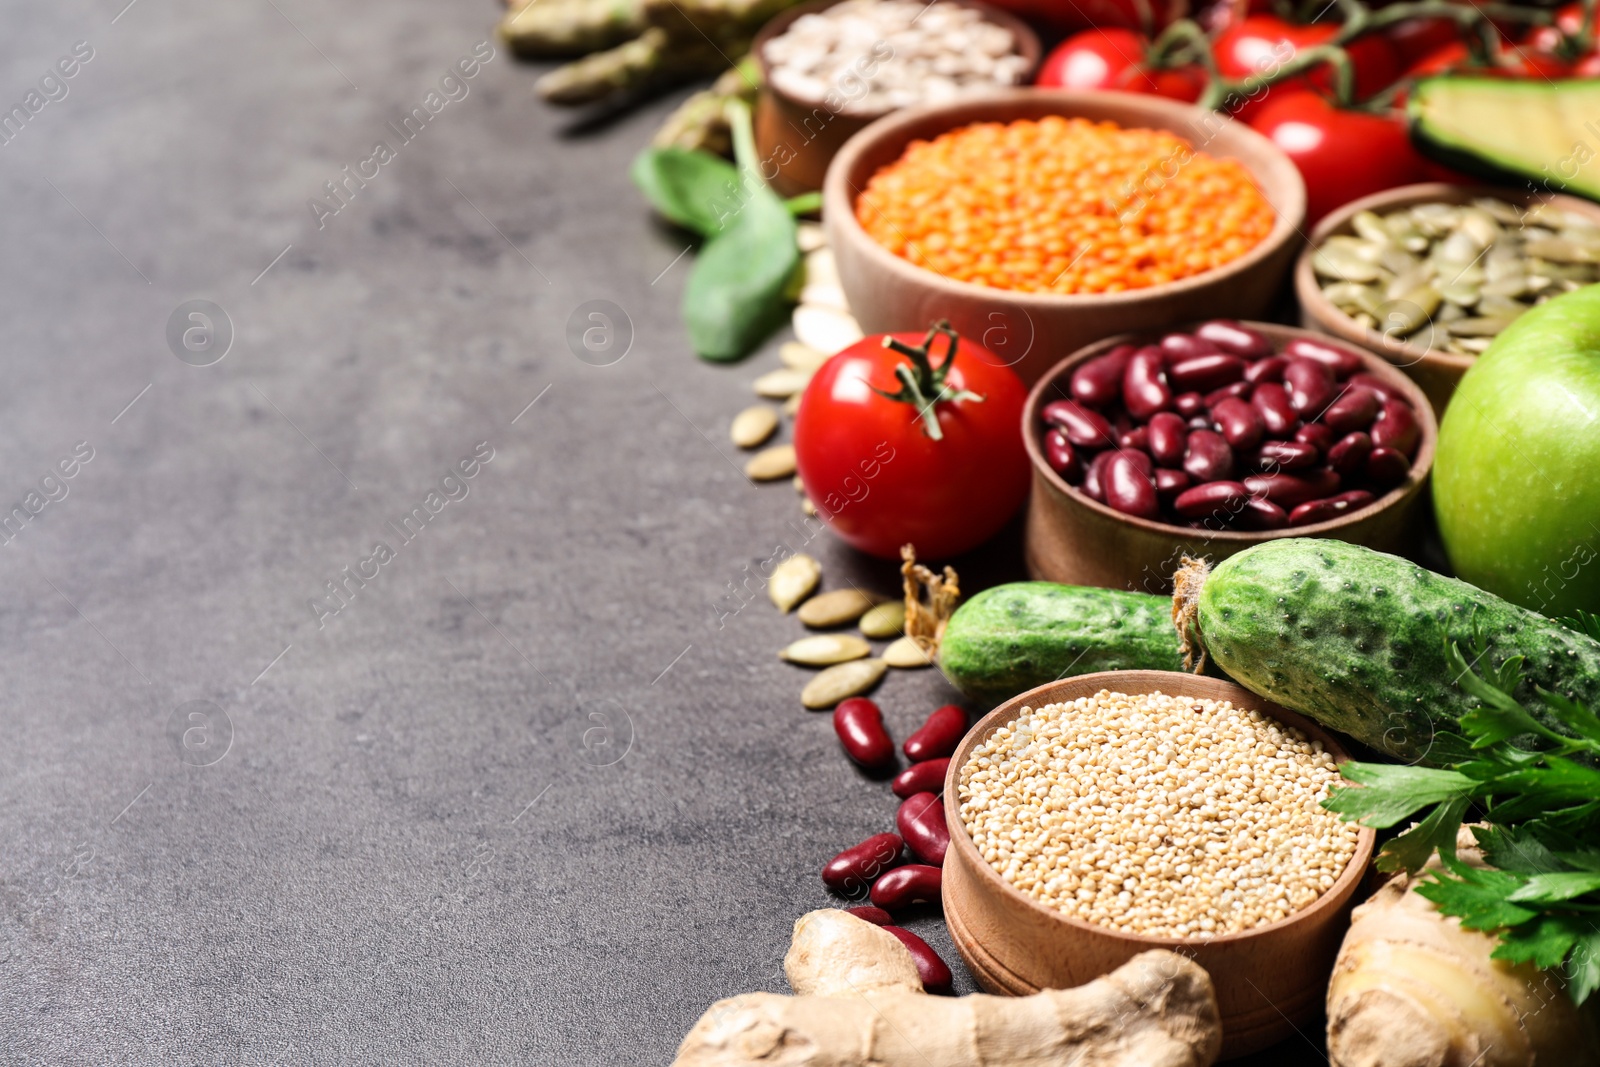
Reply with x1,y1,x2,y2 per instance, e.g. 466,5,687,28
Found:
823,90,1306,385
1023,321,1436,592
751,0,1041,198
943,671,1377,1060
1295,182,1600,419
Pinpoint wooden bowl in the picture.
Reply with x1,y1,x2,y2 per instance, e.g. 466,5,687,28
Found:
1295,182,1600,419
823,90,1307,385
942,671,1377,1060
1023,321,1436,592
752,0,1040,199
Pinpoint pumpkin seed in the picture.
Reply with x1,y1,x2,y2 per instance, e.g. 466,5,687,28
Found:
1523,237,1599,265
780,341,830,371
883,635,933,669
796,221,826,253
730,405,779,448
1446,316,1517,337
1455,336,1495,353
801,658,887,708
768,553,820,612
792,474,804,492
793,304,863,354
798,588,879,628
753,368,812,399
1439,281,1480,307
745,443,797,481
783,390,803,417
799,282,850,311
802,496,817,517
1351,211,1391,245
781,634,871,666
859,600,906,639
1313,245,1381,282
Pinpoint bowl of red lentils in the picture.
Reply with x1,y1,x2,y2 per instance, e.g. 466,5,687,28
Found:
942,670,1376,1059
822,90,1307,384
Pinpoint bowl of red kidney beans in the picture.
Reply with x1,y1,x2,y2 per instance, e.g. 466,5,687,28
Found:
1021,320,1436,591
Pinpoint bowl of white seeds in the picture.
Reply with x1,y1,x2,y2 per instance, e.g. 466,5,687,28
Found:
750,0,1039,195
942,671,1374,1059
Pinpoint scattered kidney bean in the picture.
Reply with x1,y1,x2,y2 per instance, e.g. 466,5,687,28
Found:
1174,391,1205,418
1169,353,1246,393
1347,371,1400,404
1196,319,1273,358
1210,396,1264,450
882,926,954,993
1122,346,1172,419
823,832,903,895
1154,468,1191,500
1042,400,1115,449
1370,399,1420,458
845,905,894,925
1173,480,1250,519
904,705,967,762
1043,429,1082,482
1253,439,1320,470
1080,451,1111,501
1327,431,1373,477
1203,379,1252,408
1244,469,1340,508
1239,496,1288,530
1284,337,1364,377
892,758,950,799
1160,332,1221,361
1147,412,1188,467
1251,382,1298,437
1187,414,1212,430
871,864,942,911
1243,355,1288,384
1322,386,1380,435
1283,357,1335,417
897,792,950,866
1294,422,1335,452
1365,445,1410,488
1118,426,1149,452
1104,450,1160,518
1183,429,1234,482
833,697,895,771
1288,490,1376,527
1071,346,1133,407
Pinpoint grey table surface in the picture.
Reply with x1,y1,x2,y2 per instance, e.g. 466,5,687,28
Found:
0,1,1327,1063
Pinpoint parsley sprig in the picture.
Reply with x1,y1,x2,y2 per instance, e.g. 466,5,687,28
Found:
1322,636,1600,1004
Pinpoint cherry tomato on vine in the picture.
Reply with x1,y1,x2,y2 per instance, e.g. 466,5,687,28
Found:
1522,4,1600,76
1384,16,1463,66
793,323,1029,560
1214,16,1403,121
1407,39,1576,79
980,0,1184,32
1036,28,1205,101
1247,91,1427,225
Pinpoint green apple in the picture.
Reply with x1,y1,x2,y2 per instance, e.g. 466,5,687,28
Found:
1435,283,1600,618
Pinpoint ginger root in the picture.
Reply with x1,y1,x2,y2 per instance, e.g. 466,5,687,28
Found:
673,911,1222,1066
1327,828,1600,1067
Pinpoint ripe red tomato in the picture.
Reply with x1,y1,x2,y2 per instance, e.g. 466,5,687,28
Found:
1407,39,1581,79
1214,16,1403,121
1037,28,1205,101
1520,5,1600,76
1247,91,1427,225
793,323,1029,560
1384,16,1462,65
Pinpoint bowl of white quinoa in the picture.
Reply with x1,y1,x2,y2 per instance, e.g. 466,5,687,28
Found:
942,671,1375,1059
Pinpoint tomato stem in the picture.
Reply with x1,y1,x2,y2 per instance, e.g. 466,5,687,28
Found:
874,321,985,442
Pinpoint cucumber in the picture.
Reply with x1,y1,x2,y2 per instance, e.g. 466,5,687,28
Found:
938,582,1184,707
1185,539,1600,766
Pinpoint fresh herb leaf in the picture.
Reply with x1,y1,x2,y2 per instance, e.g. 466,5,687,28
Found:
1473,824,1567,875
630,148,739,238
1489,914,1582,971
1539,688,1600,745
1324,762,1476,828
1558,610,1600,642
1375,795,1470,874
1507,871,1600,904
1568,928,1600,1004
1417,858,1539,929
783,191,822,216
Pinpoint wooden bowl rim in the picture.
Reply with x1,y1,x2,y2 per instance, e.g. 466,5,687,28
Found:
1294,181,1600,373
822,89,1308,310
1021,319,1438,543
751,0,1043,122
942,669,1378,949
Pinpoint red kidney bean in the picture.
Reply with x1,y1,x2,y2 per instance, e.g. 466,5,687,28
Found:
897,792,950,866
1147,412,1188,467
1043,429,1082,483
1365,445,1410,489
1284,337,1364,378
1173,480,1250,519
1160,332,1222,361
1154,468,1191,500
1042,399,1115,449
1122,346,1172,419
1327,432,1373,478
823,832,903,895
1244,355,1289,385
1284,357,1335,417
1294,422,1335,452
1288,490,1377,527
1169,353,1246,393
1252,439,1320,471
1174,391,1205,418
1210,396,1264,451
1119,448,1153,475
904,705,967,762
1244,469,1341,508
1203,379,1253,407
1071,345,1134,407
1187,414,1212,430
1239,496,1288,530
1080,451,1111,502
846,905,894,926
870,864,942,911
1322,385,1380,435
882,927,954,993
1370,399,1420,458
1196,319,1273,358
892,757,950,799
1104,451,1160,519
1183,429,1234,482
1117,426,1149,452
1252,382,1298,437
1348,371,1401,404
833,697,895,771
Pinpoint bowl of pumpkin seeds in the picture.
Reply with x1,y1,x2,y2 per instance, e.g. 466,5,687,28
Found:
1295,183,1600,416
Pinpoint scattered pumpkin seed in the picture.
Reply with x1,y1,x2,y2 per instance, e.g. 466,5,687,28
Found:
792,474,804,492
783,390,803,417
793,304,863,354
802,496,817,517
730,405,779,449
797,588,879,628
883,635,933,669
859,600,906,639
782,633,872,666
745,443,797,481
801,658,887,708
780,341,830,372
753,368,812,399
796,221,827,253
768,553,820,612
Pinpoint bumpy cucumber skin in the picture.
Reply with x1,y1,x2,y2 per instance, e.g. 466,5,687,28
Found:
1198,539,1600,765
939,582,1184,707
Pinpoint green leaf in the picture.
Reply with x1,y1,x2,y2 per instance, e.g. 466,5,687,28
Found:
1489,914,1583,971
1507,871,1600,904
630,148,740,238
1557,610,1600,642
1324,762,1477,828
1448,642,1566,748
1488,654,1526,697
1539,688,1600,746
683,187,798,361
1473,825,1568,875
783,191,822,216
1417,860,1539,930
1568,928,1600,1005
1375,795,1470,874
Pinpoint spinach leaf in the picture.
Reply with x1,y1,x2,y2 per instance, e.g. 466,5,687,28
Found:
630,148,739,238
